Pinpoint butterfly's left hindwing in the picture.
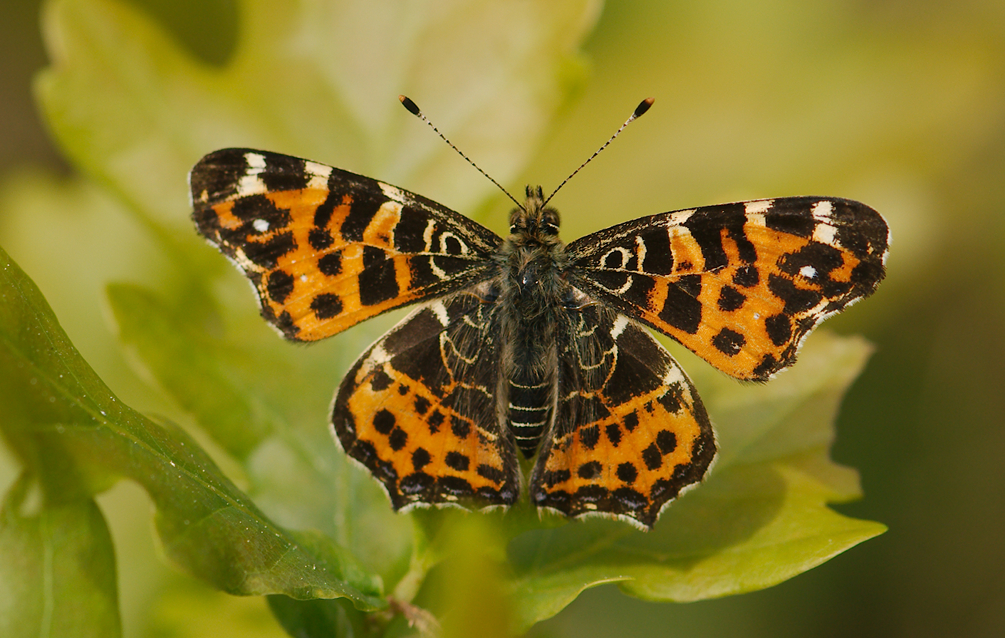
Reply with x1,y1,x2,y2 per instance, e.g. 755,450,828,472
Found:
331,288,521,510
190,149,502,341
566,197,889,381
531,305,716,528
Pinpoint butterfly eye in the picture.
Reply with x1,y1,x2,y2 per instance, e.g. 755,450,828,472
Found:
540,208,561,235
509,207,526,235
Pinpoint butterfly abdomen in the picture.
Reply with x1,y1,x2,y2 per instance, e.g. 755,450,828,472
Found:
507,374,553,458
499,269,561,458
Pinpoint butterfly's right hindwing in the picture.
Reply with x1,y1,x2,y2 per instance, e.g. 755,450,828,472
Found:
531,303,716,528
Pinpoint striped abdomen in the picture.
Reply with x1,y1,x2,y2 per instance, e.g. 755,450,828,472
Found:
507,372,553,457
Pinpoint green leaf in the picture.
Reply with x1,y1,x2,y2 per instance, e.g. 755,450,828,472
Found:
105,280,416,587
0,245,384,610
36,0,601,233
0,475,121,638
503,333,886,633
266,596,365,638
107,282,275,461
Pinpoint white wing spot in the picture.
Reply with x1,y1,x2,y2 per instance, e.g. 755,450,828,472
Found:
669,209,696,225
379,183,405,202
611,315,630,339
245,152,267,169
799,265,817,279
813,223,838,246
634,235,647,272
429,301,451,326
662,366,686,387
811,200,834,221
304,161,333,190
238,152,268,196
744,199,773,228
745,199,773,215
422,219,436,251
358,345,392,380
253,219,270,232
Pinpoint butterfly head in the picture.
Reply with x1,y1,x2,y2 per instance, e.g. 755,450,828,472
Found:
509,185,561,244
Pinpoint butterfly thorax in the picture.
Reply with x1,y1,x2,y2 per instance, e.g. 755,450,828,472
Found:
494,186,567,313
496,186,571,457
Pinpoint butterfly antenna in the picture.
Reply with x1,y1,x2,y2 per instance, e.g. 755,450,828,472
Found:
542,98,654,207
399,95,524,210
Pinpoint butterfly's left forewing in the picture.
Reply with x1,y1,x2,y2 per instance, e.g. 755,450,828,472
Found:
190,148,502,341
566,197,889,381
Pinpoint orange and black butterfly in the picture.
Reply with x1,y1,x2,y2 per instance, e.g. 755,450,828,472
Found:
190,99,888,528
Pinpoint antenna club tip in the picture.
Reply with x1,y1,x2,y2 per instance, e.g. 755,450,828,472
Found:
399,95,421,116
634,97,655,118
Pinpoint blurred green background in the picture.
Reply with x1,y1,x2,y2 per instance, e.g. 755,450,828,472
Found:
2,0,1004,636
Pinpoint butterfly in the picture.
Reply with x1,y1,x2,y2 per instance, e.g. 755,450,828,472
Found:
189,99,888,529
